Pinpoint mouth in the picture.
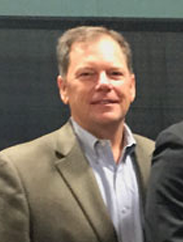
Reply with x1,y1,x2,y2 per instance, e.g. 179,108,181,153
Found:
91,99,119,105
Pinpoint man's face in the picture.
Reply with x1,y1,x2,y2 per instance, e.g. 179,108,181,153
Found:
58,35,136,133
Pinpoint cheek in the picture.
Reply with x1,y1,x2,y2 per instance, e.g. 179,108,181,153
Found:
113,83,126,97
114,82,135,101
68,86,89,105
66,80,95,108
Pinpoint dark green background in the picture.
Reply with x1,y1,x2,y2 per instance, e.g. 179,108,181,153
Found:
1,17,183,150
0,0,182,18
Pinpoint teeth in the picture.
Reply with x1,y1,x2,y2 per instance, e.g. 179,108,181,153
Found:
92,99,117,104
100,100,110,104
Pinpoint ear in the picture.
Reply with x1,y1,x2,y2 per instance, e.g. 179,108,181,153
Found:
130,74,136,103
57,75,69,104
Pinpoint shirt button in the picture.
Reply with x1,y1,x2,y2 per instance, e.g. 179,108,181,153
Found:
100,141,106,147
122,208,126,213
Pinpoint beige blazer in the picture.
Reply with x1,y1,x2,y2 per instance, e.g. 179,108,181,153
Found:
0,121,154,242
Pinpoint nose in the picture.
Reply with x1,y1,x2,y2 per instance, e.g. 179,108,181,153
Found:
95,72,112,91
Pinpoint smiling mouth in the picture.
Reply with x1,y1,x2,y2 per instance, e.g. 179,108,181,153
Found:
91,99,119,105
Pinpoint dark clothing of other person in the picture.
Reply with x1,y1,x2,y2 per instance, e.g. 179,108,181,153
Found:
145,121,183,242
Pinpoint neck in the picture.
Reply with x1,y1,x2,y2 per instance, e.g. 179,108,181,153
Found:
86,121,125,164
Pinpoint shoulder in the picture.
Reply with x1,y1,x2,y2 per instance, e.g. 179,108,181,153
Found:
0,129,59,159
0,121,77,191
133,134,155,169
0,121,74,164
151,121,183,167
156,121,183,147
133,134,155,153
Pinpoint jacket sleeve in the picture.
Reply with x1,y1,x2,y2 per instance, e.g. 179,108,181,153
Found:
0,152,30,242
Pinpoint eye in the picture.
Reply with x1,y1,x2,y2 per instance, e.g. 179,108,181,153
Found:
108,70,124,79
77,70,96,81
80,72,94,77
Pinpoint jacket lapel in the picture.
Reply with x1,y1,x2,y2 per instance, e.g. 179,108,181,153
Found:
133,134,154,205
54,122,117,242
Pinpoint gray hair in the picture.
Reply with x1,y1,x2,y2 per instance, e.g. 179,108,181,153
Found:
56,26,133,77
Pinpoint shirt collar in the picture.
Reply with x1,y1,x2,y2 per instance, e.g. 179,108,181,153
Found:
70,118,136,155
121,124,136,161
123,123,136,149
70,118,98,155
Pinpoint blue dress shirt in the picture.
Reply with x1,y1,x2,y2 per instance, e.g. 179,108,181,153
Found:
71,119,143,242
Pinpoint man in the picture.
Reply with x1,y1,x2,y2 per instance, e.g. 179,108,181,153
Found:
145,121,183,242
0,26,154,242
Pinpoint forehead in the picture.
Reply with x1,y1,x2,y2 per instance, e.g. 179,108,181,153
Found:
70,36,125,59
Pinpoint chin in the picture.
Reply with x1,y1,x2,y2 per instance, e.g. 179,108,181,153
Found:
94,116,122,125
